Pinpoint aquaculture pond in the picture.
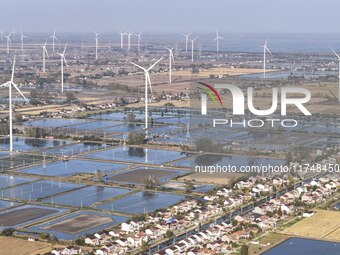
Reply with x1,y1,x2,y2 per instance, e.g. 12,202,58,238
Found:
83,146,187,164
0,175,36,189
70,120,122,130
0,204,68,229
0,200,18,209
106,166,187,185
0,137,71,151
1,180,84,200
22,119,90,128
42,142,108,156
27,211,127,240
95,191,187,214
262,237,340,255
172,154,285,168
18,159,129,177
42,185,131,207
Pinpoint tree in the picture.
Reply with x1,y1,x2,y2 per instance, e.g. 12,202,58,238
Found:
65,92,77,103
240,244,249,255
0,123,9,135
1,228,15,236
127,132,145,145
126,113,136,122
185,180,194,193
165,230,174,239
143,175,157,189
75,238,85,245
95,170,103,181
164,102,174,107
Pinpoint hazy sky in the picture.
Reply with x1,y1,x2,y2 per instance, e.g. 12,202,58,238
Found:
0,0,339,33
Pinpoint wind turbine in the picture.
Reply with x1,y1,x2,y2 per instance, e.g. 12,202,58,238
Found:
0,56,29,154
20,31,27,53
190,37,198,63
119,31,126,49
57,44,67,93
135,32,142,52
214,31,224,53
163,47,175,83
127,32,132,51
330,47,340,101
182,33,191,53
41,40,49,73
262,40,272,78
95,32,102,60
50,30,57,51
11,29,17,40
4,33,12,54
129,57,163,137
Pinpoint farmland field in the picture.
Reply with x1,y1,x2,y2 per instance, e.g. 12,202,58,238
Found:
0,236,51,255
281,210,340,241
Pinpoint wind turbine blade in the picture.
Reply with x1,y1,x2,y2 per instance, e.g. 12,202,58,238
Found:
12,83,29,103
0,82,10,88
130,61,147,71
147,73,153,97
63,44,67,54
10,56,16,83
266,46,272,55
330,47,340,59
148,57,164,71
63,56,67,66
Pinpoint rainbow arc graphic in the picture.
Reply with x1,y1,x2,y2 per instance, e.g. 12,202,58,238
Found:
198,82,223,115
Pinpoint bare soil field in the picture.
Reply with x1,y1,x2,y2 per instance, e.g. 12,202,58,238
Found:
160,67,274,78
109,168,183,184
281,210,340,241
42,214,113,234
0,236,51,255
0,207,58,226
178,172,244,185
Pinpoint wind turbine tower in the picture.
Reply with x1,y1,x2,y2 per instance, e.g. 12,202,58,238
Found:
50,30,58,52
262,40,272,78
190,37,198,63
182,33,191,53
42,41,49,73
127,32,132,51
20,31,27,53
119,32,126,49
129,57,163,137
164,47,175,83
214,31,224,53
57,44,67,93
4,33,12,54
95,32,101,60
135,32,142,52
0,56,29,153
331,47,340,101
